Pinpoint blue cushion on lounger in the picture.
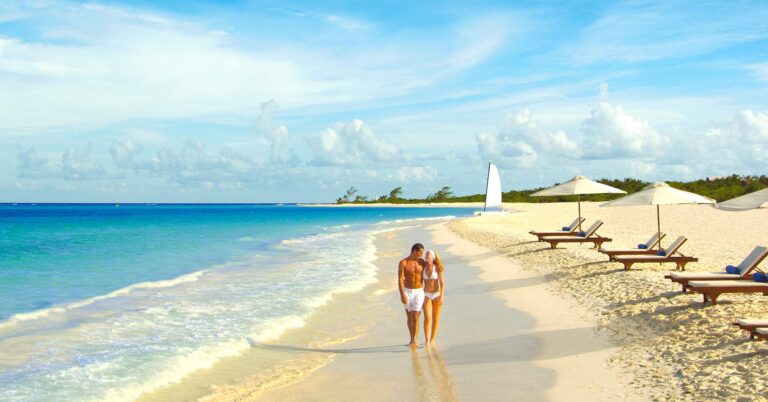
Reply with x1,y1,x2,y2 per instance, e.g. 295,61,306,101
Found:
753,272,768,283
562,226,570,231
725,265,740,275
638,244,648,249
655,250,666,256
578,231,586,237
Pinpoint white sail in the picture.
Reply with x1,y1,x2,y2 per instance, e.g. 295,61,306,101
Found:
484,162,502,211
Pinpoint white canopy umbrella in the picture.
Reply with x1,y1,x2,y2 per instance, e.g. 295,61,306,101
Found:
601,182,715,250
716,188,768,211
531,175,626,230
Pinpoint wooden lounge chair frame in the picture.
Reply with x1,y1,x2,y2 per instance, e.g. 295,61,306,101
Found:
687,281,768,305
598,232,666,260
732,319,768,340
529,217,586,241
612,236,696,271
540,220,612,249
664,246,768,292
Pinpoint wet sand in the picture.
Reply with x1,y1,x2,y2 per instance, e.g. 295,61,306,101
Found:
241,222,639,401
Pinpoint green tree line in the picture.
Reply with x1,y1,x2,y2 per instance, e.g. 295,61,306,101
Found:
335,175,768,204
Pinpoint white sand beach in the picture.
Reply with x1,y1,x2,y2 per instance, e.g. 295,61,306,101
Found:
449,202,768,401
141,202,767,401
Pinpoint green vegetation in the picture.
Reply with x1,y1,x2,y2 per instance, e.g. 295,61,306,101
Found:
334,175,768,204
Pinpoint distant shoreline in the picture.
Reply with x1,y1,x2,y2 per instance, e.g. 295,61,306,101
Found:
298,202,484,208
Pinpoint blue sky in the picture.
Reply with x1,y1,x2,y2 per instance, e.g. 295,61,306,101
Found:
1,0,767,202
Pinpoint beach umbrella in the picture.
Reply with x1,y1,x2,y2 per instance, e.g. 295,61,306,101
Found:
716,188,768,211
601,182,715,250
531,175,626,230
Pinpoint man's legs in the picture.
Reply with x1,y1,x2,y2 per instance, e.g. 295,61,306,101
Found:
407,310,420,348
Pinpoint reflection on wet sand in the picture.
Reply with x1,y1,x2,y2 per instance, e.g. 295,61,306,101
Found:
411,349,429,400
426,347,459,401
410,347,459,401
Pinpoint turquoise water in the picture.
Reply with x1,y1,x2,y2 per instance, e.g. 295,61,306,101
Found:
0,204,471,401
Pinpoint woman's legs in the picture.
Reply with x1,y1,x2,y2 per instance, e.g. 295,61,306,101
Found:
430,299,442,345
422,299,433,345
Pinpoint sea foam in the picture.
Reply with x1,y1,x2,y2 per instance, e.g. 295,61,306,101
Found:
0,210,464,401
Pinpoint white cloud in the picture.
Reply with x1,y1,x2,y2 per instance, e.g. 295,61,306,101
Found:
598,82,609,100
670,164,694,178
476,132,538,168
747,63,768,82
16,144,106,180
678,109,768,173
307,119,399,166
705,128,722,137
748,144,768,162
0,3,519,132
731,109,768,142
580,102,668,159
60,146,107,180
110,138,144,168
128,141,258,187
629,160,657,176
475,108,578,168
396,166,438,183
254,99,297,165
564,1,768,64
16,146,50,179
549,131,579,156
325,15,369,31
505,109,579,156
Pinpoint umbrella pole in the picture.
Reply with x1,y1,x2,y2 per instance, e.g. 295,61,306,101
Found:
578,197,582,231
657,204,662,251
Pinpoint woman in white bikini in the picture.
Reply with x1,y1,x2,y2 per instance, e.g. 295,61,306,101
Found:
422,249,444,346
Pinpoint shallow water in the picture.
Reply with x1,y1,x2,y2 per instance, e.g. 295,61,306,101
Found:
0,204,472,401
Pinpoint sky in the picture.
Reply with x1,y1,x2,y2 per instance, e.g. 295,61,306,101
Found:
1,0,767,202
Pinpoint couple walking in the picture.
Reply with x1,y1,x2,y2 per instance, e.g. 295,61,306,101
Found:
398,243,445,349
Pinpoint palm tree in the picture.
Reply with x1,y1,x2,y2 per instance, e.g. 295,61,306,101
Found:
388,187,403,200
428,186,453,201
343,186,358,202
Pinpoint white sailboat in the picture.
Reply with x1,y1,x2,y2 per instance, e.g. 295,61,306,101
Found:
474,161,505,215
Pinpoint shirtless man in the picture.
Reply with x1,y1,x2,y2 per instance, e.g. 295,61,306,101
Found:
398,243,425,348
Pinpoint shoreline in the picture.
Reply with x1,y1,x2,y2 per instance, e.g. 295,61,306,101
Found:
298,202,485,208
189,218,642,401
137,225,410,401
132,201,767,400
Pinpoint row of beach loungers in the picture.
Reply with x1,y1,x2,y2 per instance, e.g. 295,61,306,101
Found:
529,217,768,340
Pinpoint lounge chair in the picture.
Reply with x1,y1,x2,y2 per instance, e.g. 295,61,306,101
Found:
598,232,666,260
732,318,768,340
686,272,768,305
529,217,586,241
540,220,612,249
611,236,697,271
756,328,768,340
665,246,767,292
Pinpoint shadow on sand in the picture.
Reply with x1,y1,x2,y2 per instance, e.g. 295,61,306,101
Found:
247,339,410,355
450,274,558,295
439,326,614,366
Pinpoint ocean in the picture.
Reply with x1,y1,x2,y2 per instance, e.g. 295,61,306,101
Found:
0,204,473,401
